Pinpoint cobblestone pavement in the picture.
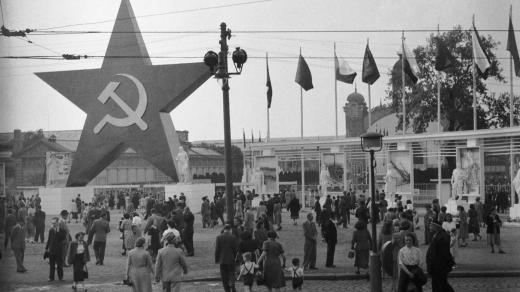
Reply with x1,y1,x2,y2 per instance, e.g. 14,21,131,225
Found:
9,276,520,292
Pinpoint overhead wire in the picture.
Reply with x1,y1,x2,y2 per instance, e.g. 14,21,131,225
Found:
37,0,272,30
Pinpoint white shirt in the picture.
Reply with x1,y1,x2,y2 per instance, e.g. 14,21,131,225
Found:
162,227,180,238
442,221,457,232
132,216,142,227
398,245,422,266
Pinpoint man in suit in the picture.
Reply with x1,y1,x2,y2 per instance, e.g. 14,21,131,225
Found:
183,207,195,256
4,208,16,248
215,224,238,292
46,218,67,281
11,218,27,273
33,206,46,243
426,221,455,292
88,212,110,265
302,213,318,270
322,211,337,268
155,233,188,292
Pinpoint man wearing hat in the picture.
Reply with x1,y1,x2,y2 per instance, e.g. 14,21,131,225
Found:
426,220,455,292
46,217,67,281
155,232,188,292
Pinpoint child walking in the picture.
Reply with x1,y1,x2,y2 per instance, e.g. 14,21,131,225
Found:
449,228,458,269
285,258,304,291
237,252,257,292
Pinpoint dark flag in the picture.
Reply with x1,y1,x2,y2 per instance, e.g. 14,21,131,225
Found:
435,38,456,72
472,21,491,79
251,130,254,143
266,53,273,108
402,40,419,84
362,43,380,85
295,54,313,91
508,10,520,77
335,51,357,84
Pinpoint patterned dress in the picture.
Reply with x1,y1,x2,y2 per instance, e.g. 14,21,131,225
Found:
262,240,286,289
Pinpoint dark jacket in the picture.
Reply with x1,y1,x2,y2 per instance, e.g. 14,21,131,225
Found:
5,214,16,233
215,232,238,265
486,213,501,234
67,241,90,265
322,218,337,244
426,229,454,275
46,228,67,256
88,218,110,243
33,210,46,228
183,211,195,235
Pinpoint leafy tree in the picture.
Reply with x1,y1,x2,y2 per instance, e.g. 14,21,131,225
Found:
387,26,505,132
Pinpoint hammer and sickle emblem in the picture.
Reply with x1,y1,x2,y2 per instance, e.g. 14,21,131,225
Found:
93,73,148,134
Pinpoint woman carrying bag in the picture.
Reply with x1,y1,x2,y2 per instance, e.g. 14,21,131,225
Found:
68,232,90,291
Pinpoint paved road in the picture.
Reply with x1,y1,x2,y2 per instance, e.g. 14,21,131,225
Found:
10,277,520,292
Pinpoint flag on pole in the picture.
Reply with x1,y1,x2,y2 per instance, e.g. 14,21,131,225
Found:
402,40,419,84
266,53,273,108
362,43,380,85
508,9,520,77
243,129,246,149
435,38,456,72
472,21,491,79
295,54,313,91
334,51,357,84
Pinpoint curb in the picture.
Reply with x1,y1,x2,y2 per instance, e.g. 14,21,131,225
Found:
180,270,520,283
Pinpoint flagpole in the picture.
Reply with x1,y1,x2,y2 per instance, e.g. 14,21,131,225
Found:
334,42,338,138
266,52,271,142
511,6,515,128
401,31,406,135
299,47,305,207
437,25,442,133
472,15,477,131
368,84,372,127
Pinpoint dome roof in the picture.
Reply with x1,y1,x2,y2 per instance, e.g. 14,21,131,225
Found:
347,89,365,104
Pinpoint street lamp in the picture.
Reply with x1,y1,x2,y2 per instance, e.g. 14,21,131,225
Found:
360,132,383,292
204,23,247,226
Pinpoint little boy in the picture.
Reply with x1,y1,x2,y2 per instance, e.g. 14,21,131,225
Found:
285,258,304,291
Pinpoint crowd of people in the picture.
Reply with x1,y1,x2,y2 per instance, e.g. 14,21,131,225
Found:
0,186,512,292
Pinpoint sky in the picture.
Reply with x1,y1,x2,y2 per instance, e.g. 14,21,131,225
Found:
0,0,518,142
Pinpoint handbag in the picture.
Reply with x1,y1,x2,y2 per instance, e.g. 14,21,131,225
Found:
347,250,355,259
255,271,265,286
82,265,89,279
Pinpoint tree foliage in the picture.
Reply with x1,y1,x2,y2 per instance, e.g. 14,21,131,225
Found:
386,26,506,132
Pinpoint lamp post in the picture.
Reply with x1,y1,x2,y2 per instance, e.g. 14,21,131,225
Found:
360,132,383,292
204,23,247,226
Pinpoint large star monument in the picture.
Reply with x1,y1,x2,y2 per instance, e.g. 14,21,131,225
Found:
36,0,211,187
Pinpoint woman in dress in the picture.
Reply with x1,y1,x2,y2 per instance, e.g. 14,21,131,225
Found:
468,204,481,241
351,220,372,275
457,205,469,247
120,213,134,256
68,232,90,291
126,237,154,292
397,233,423,292
287,196,301,225
257,230,286,292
